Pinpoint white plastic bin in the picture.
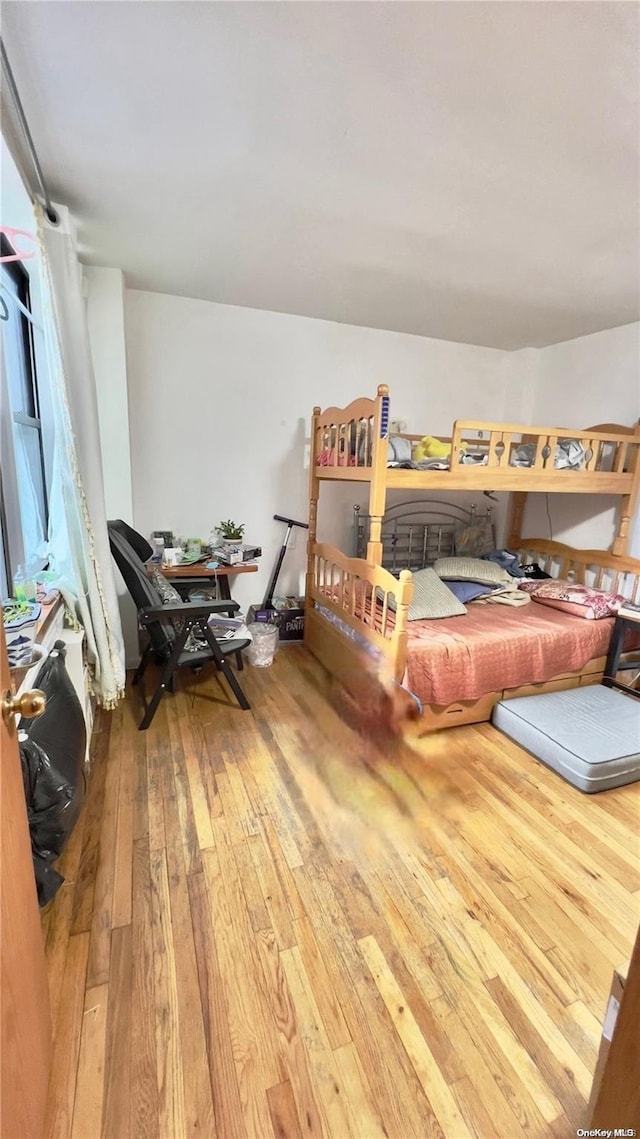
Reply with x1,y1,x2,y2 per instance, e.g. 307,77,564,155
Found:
246,622,279,667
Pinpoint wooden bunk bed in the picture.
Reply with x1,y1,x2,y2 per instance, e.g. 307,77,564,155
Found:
305,386,640,735
309,384,640,559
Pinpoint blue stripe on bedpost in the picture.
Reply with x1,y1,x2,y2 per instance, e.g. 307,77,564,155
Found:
380,394,390,439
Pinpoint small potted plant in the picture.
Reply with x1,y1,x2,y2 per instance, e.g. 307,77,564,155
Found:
2,598,42,669
216,520,245,546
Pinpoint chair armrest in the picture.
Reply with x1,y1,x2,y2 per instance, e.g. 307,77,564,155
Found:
140,600,240,624
217,637,251,654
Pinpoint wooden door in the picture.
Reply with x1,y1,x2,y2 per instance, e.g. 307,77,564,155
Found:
589,919,640,1130
0,623,51,1139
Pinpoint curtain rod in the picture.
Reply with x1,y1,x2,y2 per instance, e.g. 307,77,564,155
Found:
1,38,58,225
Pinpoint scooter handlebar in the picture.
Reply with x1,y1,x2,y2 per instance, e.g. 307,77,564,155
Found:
274,515,309,529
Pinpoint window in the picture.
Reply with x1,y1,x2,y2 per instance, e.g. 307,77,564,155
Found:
1,232,49,596
0,477,10,598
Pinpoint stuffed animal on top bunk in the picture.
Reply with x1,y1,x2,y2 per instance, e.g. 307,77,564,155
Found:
412,436,488,468
412,435,458,462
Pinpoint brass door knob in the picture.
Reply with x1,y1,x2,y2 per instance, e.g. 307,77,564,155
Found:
2,688,47,724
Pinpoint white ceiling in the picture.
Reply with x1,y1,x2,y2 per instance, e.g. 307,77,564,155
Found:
2,1,639,349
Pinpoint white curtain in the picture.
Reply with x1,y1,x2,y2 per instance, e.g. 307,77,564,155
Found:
36,202,125,707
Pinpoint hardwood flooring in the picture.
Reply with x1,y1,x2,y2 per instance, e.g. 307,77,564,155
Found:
41,648,640,1138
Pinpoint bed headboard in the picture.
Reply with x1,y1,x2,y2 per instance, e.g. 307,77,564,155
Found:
353,499,494,571
516,539,640,602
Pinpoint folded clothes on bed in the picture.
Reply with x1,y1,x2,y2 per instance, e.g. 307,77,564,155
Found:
510,440,585,469
440,574,530,605
388,454,489,470
479,589,531,606
482,549,526,577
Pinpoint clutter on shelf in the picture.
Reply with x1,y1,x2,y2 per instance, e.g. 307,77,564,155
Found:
3,598,42,668
210,543,262,566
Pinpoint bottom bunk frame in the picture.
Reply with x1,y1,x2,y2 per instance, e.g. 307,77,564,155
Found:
305,538,640,737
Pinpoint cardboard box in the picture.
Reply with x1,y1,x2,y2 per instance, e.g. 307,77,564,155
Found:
247,598,305,642
273,602,305,642
587,960,629,1118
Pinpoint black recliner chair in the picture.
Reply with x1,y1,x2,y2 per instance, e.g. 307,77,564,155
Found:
108,520,251,729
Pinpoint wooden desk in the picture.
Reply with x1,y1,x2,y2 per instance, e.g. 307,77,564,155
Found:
151,561,258,601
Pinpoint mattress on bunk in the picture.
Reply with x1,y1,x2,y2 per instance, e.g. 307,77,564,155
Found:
404,605,629,706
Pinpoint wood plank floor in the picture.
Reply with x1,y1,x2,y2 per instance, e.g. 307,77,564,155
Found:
42,648,640,1139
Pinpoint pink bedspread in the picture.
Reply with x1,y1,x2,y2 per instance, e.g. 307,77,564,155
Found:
404,605,623,705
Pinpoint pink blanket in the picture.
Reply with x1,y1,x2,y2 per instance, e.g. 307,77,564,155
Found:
404,605,624,705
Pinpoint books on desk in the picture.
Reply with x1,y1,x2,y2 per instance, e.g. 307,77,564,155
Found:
617,600,640,621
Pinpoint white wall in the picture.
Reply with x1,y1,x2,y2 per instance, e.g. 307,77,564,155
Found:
86,267,139,663
86,268,133,516
501,347,538,425
124,290,511,612
519,322,640,553
107,287,638,636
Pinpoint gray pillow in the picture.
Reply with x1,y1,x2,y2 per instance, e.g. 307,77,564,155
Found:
389,567,467,621
434,556,515,588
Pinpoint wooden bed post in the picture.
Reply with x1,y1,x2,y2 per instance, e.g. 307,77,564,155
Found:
506,491,527,549
612,421,640,556
306,405,321,610
366,384,390,564
393,568,412,681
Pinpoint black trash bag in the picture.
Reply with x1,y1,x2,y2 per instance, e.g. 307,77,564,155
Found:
19,640,87,906
19,738,68,904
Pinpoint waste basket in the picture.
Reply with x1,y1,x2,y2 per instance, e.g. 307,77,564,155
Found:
246,622,279,667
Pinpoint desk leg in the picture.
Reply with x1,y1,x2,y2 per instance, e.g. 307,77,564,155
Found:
218,576,232,602
603,619,627,688
217,577,245,669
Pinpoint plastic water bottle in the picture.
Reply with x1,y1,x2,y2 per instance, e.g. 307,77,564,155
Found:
151,535,164,564
14,565,36,603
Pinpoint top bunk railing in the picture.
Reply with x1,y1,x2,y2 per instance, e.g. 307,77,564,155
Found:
310,386,640,484
311,388,387,473
449,420,640,476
